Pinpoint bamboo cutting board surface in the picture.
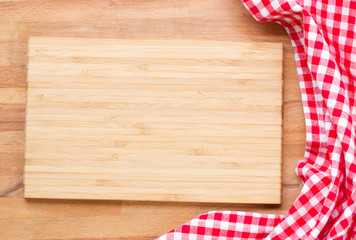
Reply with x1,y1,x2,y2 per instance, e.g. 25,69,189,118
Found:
24,37,283,203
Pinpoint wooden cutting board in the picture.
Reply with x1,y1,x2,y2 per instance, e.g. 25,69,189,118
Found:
24,37,283,203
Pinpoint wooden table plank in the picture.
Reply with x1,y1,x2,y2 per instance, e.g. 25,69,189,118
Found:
0,0,305,239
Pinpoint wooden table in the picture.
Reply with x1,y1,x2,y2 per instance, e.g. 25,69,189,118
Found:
0,0,305,239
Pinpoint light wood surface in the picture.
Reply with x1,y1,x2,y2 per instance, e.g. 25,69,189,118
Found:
0,0,304,239
24,37,283,203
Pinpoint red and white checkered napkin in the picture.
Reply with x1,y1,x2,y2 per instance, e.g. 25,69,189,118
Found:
158,0,356,239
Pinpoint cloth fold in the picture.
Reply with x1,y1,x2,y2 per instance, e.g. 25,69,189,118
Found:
158,0,356,239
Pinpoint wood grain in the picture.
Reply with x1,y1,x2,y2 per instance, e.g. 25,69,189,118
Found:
24,37,283,204
0,0,305,239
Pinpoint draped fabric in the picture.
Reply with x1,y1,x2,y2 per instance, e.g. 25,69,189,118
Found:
158,0,356,239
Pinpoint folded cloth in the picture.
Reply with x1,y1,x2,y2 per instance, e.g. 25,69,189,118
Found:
158,0,356,239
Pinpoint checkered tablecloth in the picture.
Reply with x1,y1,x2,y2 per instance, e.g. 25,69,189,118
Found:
158,0,356,239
